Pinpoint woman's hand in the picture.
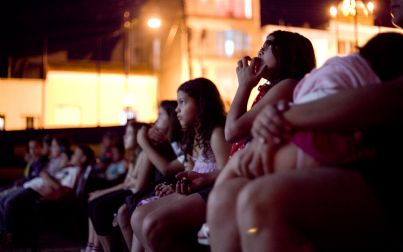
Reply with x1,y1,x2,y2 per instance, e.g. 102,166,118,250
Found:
236,56,267,91
155,182,175,197
174,171,209,195
147,126,168,145
251,100,293,145
235,140,277,179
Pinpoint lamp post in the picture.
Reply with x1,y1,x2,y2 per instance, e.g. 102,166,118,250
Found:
331,0,375,53
329,6,339,54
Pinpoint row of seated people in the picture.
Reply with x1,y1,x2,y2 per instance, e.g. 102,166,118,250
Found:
1,15,402,251
0,134,95,248
85,27,403,252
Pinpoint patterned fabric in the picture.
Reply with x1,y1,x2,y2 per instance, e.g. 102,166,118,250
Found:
229,83,272,158
192,145,217,174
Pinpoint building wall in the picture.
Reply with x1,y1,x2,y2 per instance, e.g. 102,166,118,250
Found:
0,79,43,130
0,71,158,130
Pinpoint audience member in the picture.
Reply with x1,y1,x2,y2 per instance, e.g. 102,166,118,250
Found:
226,30,316,158
208,1,403,251
0,144,94,247
85,101,182,252
130,78,230,252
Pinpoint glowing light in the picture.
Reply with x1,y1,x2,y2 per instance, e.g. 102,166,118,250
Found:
147,17,161,29
330,6,338,17
246,227,258,234
367,2,375,13
224,39,235,57
245,0,252,19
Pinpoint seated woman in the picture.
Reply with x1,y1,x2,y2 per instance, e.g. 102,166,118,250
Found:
129,78,230,252
0,144,94,247
85,101,183,252
225,30,316,157
207,32,403,252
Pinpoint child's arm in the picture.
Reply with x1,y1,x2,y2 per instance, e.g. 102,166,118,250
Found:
225,57,297,143
225,79,297,142
137,126,184,176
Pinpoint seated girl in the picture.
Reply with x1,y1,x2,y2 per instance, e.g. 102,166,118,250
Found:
226,30,316,157
129,78,230,252
85,101,182,252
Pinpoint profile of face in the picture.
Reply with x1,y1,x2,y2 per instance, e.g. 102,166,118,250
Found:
50,139,61,158
391,0,403,28
70,147,84,167
154,107,170,134
28,140,42,158
175,90,197,129
257,35,278,80
123,124,135,150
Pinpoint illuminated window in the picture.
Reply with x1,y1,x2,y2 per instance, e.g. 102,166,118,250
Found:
187,0,252,19
216,30,250,57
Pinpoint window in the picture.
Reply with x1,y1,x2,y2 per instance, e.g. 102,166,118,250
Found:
187,0,252,19
216,30,250,57
0,115,5,131
26,116,34,130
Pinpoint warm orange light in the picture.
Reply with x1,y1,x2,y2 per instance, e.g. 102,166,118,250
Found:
367,1,375,13
330,6,338,17
147,17,161,29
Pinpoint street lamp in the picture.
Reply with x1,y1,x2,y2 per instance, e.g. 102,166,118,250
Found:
329,5,340,54
329,1,375,52
147,17,161,29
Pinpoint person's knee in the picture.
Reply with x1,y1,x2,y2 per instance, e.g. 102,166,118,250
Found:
141,213,165,250
131,207,148,236
117,205,129,228
236,175,295,223
208,183,235,220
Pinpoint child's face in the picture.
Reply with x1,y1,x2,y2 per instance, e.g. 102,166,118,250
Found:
176,91,197,129
28,140,42,158
123,125,135,150
258,35,278,79
154,107,170,134
70,147,84,167
50,139,61,158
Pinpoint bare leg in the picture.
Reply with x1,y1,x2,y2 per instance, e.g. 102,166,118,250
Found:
117,204,132,250
86,219,102,252
132,193,205,252
237,168,387,252
207,177,249,252
98,235,113,252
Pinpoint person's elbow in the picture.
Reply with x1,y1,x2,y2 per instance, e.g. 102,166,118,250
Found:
225,124,241,143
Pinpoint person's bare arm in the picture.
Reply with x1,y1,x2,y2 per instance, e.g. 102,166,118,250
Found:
137,126,184,176
284,76,403,131
211,127,231,171
226,78,297,143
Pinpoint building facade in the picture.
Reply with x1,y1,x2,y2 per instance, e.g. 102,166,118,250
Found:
0,0,401,130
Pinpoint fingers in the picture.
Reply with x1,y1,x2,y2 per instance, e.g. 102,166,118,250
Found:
237,147,255,179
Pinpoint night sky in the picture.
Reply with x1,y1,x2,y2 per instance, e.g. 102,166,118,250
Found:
260,0,393,28
0,0,395,59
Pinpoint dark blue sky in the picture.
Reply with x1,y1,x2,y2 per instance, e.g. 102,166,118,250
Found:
260,0,393,27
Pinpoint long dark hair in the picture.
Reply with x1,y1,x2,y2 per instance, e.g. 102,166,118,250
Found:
159,100,182,143
177,78,226,156
261,30,316,83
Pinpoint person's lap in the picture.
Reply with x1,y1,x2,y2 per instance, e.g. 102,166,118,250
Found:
236,168,388,251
